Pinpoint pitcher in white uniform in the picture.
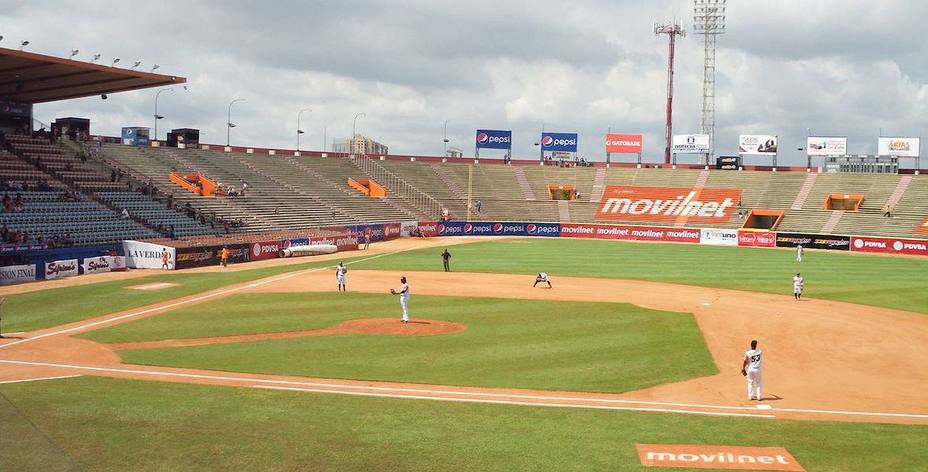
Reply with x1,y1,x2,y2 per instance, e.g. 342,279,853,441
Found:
741,339,763,401
391,276,410,323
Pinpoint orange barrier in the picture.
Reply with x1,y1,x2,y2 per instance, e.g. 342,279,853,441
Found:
169,172,218,197
347,178,386,197
547,184,576,200
824,193,864,211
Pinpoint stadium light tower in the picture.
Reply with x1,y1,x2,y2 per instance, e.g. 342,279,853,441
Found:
297,107,312,151
655,22,685,165
694,0,727,164
227,98,246,146
351,112,365,155
153,88,174,141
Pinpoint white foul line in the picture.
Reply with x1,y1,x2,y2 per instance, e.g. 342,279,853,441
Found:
0,245,417,351
255,386,776,419
0,374,82,385
2,359,927,421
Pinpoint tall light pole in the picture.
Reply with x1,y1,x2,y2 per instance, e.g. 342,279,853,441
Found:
694,0,727,165
226,98,245,147
297,107,312,151
443,120,449,157
534,122,546,161
153,88,174,141
351,112,365,155
655,21,685,165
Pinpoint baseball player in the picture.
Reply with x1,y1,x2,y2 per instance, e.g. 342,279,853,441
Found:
161,248,171,270
335,262,348,292
741,339,763,401
220,246,230,267
796,244,803,262
793,272,804,300
441,249,452,272
390,276,410,323
533,272,552,288
363,226,372,250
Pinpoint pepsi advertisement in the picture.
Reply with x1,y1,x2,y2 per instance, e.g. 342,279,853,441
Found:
541,132,578,152
475,129,512,150
436,221,560,237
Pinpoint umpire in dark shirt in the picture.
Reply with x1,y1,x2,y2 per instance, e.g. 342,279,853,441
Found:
441,249,451,272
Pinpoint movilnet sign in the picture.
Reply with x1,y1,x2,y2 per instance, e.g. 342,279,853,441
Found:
417,221,440,237
45,259,79,280
597,186,741,224
636,444,805,471
605,133,643,154
851,236,928,256
560,223,700,243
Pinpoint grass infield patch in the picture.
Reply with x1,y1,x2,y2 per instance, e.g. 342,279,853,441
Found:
87,293,716,394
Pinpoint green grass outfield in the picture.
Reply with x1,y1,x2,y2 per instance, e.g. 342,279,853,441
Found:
82,293,716,394
353,238,928,314
1,376,926,471
2,258,351,332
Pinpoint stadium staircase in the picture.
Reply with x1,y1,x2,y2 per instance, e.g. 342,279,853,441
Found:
430,164,466,198
351,154,442,219
512,167,537,200
590,168,606,202
790,173,818,210
557,200,570,222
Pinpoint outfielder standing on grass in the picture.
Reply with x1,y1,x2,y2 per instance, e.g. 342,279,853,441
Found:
390,276,410,323
793,272,804,300
335,262,348,292
741,339,763,401
796,244,803,262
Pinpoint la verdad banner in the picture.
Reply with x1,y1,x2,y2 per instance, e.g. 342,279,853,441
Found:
671,134,709,154
596,186,742,224
605,134,642,154
739,135,778,155
806,137,847,156
878,137,920,157
123,240,175,269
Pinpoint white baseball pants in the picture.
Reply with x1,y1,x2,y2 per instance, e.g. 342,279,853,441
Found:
746,369,762,400
400,297,409,322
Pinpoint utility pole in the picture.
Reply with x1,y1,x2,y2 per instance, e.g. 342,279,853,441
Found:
655,22,685,165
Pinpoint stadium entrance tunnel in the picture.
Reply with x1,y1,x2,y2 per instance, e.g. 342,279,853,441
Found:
742,209,784,230
824,193,864,211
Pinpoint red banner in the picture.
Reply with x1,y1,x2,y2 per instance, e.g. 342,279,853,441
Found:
738,230,777,247
605,133,643,154
250,240,282,261
851,236,928,256
383,222,402,240
310,233,359,252
597,186,742,224
417,221,440,237
560,223,700,243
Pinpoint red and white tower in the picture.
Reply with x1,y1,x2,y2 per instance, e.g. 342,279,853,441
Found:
655,22,685,165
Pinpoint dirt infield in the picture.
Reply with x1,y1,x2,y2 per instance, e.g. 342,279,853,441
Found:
1,237,926,425
108,318,466,350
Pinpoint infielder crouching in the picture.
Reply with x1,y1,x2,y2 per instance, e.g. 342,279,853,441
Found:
533,272,552,288
741,339,763,401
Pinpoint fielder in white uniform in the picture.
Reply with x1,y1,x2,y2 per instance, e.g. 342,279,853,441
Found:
793,272,804,300
533,272,552,288
796,244,803,262
391,276,410,323
741,339,763,401
335,262,348,292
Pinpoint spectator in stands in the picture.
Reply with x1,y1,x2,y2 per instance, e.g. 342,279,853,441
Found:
169,224,176,240
474,199,482,213
37,180,51,191
121,208,131,219
241,182,249,197
575,190,581,201
883,205,893,218
111,170,117,183
1,224,8,243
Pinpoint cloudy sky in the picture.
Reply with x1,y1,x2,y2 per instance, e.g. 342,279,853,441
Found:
4,0,927,166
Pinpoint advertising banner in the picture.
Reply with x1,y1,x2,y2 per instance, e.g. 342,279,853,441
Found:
605,134,643,154
349,224,385,243
775,232,850,251
699,228,739,246
806,137,847,156
596,186,741,224
82,255,127,274
400,220,419,237
738,230,777,248
123,240,176,269
878,137,920,157
475,129,512,150
434,221,560,237
282,238,310,249
250,240,283,261
174,244,249,270
382,222,402,240
851,236,928,256
671,134,709,154
541,132,578,152
417,221,440,237
560,223,701,243
44,259,79,280
309,233,359,252
739,135,778,155
0,264,36,285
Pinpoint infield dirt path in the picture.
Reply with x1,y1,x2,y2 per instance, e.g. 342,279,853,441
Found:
1,237,926,424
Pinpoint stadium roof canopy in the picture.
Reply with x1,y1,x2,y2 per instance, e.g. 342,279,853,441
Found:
0,47,186,104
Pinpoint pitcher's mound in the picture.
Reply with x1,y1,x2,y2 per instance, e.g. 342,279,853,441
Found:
338,318,466,336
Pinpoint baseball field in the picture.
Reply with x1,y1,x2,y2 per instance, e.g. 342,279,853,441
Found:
1,236,927,471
